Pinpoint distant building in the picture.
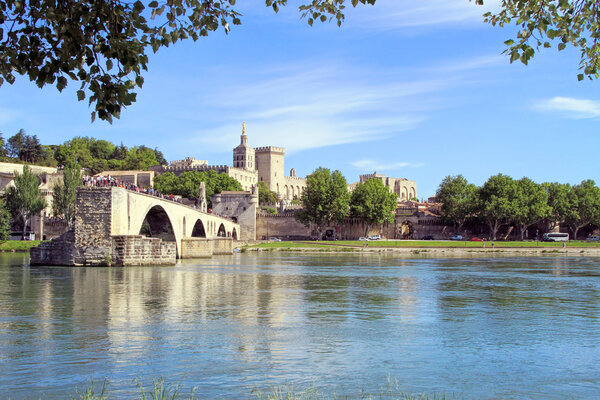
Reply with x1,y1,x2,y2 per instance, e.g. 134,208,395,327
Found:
152,123,307,200
357,171,417,201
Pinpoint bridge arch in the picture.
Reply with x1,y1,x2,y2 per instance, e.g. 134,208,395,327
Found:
139,205,177,253
232,228,238,240
217,223,226,237
191,219,207,238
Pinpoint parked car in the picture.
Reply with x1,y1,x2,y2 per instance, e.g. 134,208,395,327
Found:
358,237,369,241
587,235,600,241
450,235,463,241
421,235,434,240
471,237,484,241
368,235,381,240
269,237,281,242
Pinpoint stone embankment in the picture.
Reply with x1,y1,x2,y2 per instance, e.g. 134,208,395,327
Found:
242,244,600,257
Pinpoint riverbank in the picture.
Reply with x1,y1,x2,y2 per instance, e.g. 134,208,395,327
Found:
0,240,42,252
241,240,600,256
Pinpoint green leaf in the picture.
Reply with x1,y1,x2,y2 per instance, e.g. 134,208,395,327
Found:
149,1,158,7
77,90,85,101
57,76,67,92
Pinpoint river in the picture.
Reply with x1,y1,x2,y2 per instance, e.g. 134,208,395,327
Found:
0,252,599,399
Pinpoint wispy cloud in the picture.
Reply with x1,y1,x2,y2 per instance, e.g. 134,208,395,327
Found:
535,96,600,119
188,63,442,153
345,0,500,30
351,159,425,171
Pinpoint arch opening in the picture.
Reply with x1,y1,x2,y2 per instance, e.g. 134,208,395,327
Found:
217,223,226,237
139,205,176,243
191,219,207,238
232,228,238,240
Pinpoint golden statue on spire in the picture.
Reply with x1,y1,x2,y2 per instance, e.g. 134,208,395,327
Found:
242,122,246,135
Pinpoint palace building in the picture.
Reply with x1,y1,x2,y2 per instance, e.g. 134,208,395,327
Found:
152,123,307,201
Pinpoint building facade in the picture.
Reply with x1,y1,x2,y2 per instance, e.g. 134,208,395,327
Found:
358,172,417,201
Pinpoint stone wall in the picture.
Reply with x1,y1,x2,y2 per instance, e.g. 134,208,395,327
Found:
30,230,75,266
180,237,233,257
255,212,453,240
112,235,176,265
212,238,234,255
211,190,258,240
180,238,213,258
73,187,114,265
256,212,311,240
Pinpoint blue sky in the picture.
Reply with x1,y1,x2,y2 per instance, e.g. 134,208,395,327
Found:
1,0,599,198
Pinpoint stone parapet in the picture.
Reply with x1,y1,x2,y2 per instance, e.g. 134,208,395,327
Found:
255,146,285,154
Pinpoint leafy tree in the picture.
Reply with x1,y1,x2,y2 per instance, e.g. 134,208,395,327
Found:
483,0,600,80
0,133,6,159
111,143,129,161
566,180,600,239
295,167,350,233
0,0,376,122
478,174,517,240
54,137,94,168
4,166,46,238
511,178,550,240
0,200,10,241
258,181,278,205
52,165,83,225
153,170,242,207
545,182,578,229
89,140,116,160
154,148,168,166
350,178,398,237
435,175,478,234
124,146,159,170
21,134,44,163
6,130,25,159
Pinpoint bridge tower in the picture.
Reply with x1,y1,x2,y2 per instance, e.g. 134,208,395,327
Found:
232,122,255,171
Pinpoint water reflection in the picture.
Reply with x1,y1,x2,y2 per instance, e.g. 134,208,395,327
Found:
0,253,599,399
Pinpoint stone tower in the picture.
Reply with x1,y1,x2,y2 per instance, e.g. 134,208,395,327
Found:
232,122,255,171
255,146,285,195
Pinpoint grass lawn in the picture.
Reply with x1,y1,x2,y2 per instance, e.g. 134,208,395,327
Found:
0,240,42,252
247,240,600,249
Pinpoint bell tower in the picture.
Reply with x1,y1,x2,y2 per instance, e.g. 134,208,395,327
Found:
232,122,255,171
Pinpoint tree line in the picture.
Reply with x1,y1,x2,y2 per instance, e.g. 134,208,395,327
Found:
436,174,600,240
295,167,398,237
0,130,168,174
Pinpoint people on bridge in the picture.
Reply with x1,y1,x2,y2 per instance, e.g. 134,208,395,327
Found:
82,175,183,204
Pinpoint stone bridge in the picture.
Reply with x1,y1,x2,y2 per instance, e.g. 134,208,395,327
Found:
109,187,240,252
31,187,241,266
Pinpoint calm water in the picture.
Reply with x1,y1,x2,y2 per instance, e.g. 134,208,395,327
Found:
0,252,599,399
